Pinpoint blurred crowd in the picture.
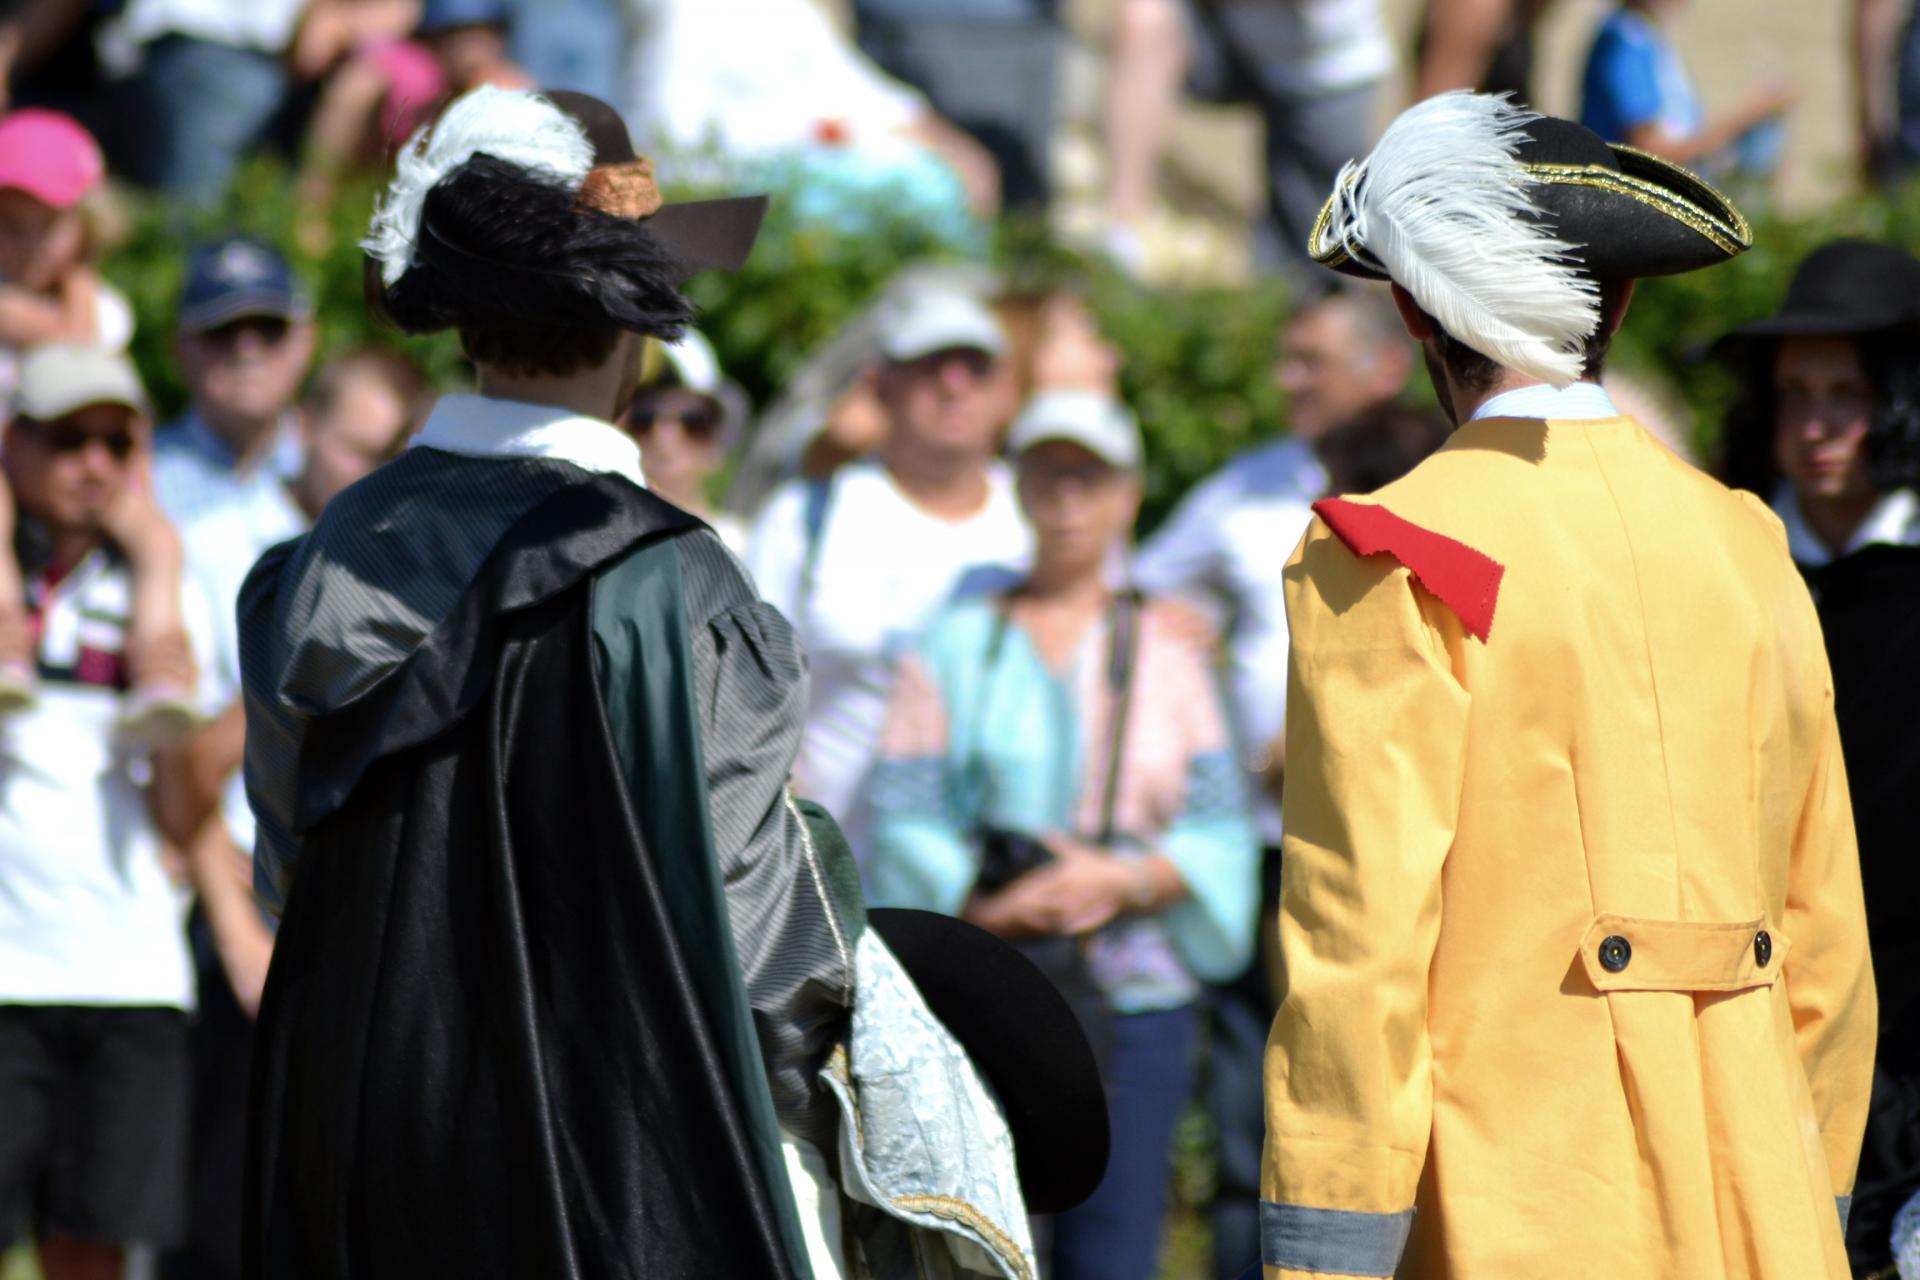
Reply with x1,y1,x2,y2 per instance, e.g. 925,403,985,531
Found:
1,2,1919,1280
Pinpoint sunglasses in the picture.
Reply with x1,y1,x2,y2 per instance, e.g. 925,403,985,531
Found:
16,417,138,460
628,403,723,439
201,315,292,350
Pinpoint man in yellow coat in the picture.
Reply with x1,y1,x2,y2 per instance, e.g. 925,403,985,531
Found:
1261,93,1877,1279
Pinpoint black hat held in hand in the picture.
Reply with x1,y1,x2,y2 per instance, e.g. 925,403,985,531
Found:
866,908,1111,1215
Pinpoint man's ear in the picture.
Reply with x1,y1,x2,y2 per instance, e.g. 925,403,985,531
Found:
1604,279,1636,336
1390,284,1436,341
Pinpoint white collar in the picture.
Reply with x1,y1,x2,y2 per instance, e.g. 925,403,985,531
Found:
1772,482,1920,567
1469,381,1621,423
411,393,647,488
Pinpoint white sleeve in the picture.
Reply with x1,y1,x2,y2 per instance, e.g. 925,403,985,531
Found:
176,573,232,719
744,480,811,625
1133,469,1232,597
643,0,925,154
791,3,926,139
93,283,134,353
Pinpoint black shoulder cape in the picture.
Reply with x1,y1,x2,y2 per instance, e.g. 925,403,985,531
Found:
243,476,811,1280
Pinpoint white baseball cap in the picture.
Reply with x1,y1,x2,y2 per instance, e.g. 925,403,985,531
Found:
16,344,151,421
1007,390,1142,472
877,286,1007,363
657,329,724,395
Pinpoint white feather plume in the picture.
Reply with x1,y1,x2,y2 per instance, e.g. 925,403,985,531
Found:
363,86,597,287
1325,92,1599,387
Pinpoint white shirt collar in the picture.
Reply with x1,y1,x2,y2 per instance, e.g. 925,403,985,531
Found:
411,393,647,488
1469,381,1621,423
1772,481,1920,567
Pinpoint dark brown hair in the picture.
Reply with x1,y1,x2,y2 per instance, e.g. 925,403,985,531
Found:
456,326,622,380
1426,277,1630,393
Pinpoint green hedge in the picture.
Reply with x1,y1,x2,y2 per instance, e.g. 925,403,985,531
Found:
100,158,1920,532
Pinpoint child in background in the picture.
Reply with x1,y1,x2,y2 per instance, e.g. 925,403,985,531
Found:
293,0,530,252
1579,0,1793,175
0,109,195,735
420,0,533,97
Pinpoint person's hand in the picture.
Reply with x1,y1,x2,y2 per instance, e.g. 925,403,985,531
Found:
963,837,1136,938
1744,75,1798,123
218,918,275,1018
100,448,182,576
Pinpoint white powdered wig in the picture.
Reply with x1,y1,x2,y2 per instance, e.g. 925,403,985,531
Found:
364,85,597,287
1324,92,1600,387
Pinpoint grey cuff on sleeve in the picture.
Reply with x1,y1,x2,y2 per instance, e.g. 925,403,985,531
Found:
1260,1201,1415,1277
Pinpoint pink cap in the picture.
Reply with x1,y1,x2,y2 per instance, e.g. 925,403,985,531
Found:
0,109,104,209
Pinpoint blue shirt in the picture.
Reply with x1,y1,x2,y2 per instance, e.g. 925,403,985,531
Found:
153,410,305,545
1580,9,1701,144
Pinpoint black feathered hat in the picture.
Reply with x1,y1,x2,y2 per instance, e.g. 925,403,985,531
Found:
1306,92,1750,387
1711,239,1920,357
366,86,767,338
865,908,1110,1215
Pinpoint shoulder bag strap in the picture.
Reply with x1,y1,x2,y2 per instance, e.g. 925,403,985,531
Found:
1096,590,1142,845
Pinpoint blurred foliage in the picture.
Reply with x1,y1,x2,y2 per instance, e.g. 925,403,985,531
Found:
96,156,1920,532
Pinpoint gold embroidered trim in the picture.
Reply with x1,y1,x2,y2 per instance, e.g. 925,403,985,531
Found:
826,1047,1034,1280
1521,161,1752,254
785,790,854,1005
889,1195,1034,1280
1307,174,1370,270
1609,143,1754,242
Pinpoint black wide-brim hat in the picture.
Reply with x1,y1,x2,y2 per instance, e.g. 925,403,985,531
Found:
543,90,767,282
1711,238,1920,359
865,908,1110,1215
1310,114,1752,282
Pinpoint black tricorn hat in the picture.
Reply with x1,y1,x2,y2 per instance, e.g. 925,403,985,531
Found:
1711,238,1920,358
865,908,1110,1215
1310,110,1751,283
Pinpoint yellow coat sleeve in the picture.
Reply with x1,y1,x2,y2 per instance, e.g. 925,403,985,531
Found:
1262,520,1470,1279
1783,686,1877,1204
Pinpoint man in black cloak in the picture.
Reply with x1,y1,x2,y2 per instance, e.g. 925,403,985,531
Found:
237,86,1105,1280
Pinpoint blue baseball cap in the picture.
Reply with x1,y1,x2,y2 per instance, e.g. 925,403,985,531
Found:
419,0,511,33
178,236,310,335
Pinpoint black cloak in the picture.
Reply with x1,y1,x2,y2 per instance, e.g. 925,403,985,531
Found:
241,477,812,1279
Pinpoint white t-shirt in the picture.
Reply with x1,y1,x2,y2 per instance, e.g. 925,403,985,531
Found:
181,490,308,856
623,0,927,158
746,460,1031,862
0,546,219,1008
1132,438,1323,844
1207,0,1393,97
113,0,306,52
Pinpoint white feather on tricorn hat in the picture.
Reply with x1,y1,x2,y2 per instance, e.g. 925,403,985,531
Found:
1308,92,1752,387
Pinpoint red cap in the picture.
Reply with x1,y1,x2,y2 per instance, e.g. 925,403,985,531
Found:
0,110,104,209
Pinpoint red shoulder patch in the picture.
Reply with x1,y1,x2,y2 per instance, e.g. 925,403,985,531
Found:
1311,497,1505,642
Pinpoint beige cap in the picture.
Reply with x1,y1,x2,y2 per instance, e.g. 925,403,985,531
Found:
1008,390,1142,471
16,344,150,421
877,286,1007,363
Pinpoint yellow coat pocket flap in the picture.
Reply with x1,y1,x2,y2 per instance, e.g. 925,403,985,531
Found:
1577,914,1790,993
